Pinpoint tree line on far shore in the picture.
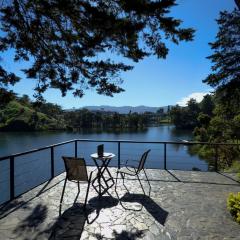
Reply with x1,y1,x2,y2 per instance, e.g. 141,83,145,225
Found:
0,90,170,131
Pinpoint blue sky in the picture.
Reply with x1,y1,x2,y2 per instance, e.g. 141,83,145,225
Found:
2,0,236,109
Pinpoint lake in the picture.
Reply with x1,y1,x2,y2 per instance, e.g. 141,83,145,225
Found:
0,125,208,203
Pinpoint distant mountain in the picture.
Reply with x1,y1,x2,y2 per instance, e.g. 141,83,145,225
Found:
76,105,171,114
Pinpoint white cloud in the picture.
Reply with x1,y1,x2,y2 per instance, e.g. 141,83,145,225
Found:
176,92,209,106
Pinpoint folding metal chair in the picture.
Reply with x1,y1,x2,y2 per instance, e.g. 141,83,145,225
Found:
60,157,93,214
115,149,151,197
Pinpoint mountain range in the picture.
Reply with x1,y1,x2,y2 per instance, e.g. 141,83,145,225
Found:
76,105,171,114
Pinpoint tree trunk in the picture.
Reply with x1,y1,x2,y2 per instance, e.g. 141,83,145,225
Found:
235,0,240,10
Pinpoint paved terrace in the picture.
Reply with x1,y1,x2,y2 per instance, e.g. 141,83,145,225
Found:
0,168,240,240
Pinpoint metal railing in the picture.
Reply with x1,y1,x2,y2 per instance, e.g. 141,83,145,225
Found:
0,139,239,203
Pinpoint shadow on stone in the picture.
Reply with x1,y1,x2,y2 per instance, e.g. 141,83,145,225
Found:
49,204,86,240
13,204,48,236
88,195,118,211
0,178,63,219
217,171,240,184
120,193,168,226
49,195,119,239
94,229,145,240
0,199,29,219
113,229,145,240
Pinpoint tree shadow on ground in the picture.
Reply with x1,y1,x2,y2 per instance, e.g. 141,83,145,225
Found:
112,230,145,240
0,199,29,218
49,195,119,240
13,203,49,239
0,179,63,219
95,229,145,240
120,193,168,226
49,204,85,240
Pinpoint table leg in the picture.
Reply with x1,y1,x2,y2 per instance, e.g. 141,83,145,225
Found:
91,157,115,197
100,159,115,189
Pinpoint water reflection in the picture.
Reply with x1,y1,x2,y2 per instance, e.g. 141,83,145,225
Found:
170,127,193,141
76,127,148,135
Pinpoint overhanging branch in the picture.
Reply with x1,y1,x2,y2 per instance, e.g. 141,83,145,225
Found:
235,0,240,10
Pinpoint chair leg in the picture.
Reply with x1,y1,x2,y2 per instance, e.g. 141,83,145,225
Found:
121,172,129,193
136,174,146,196
74,181,81,204
115,171,123,202
143,169,151,196
59,178,67,215
115,171,119,192
84,180,91,209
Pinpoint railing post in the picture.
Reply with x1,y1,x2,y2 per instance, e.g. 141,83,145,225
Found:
51,147,54,178
215,145,218,172
118,142,121,169
10,156,15,200
75,140,78,158
164,143,167,170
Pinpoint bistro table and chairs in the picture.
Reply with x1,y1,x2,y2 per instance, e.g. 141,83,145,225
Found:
90,144,115,197
60,143,151,210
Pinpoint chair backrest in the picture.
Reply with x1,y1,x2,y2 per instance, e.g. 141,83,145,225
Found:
62,157,88,181
137,149,151,173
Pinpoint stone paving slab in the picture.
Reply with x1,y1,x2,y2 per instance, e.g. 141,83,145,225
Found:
0,168,240,240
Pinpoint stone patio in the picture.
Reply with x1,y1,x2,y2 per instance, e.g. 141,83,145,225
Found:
0,168,240,240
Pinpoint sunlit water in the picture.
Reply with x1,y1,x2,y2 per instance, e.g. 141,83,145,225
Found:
0,125,208,203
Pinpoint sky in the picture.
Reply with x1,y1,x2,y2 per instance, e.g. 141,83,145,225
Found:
1,0,236,109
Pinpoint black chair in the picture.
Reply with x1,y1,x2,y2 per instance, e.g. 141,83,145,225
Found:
60,157,93,214
115,149,151,197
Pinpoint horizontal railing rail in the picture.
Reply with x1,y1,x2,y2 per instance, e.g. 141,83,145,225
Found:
0,138,239,203
1,139,239,161
0,139,78,161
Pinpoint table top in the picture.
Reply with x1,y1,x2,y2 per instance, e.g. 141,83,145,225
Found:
91,152,115,160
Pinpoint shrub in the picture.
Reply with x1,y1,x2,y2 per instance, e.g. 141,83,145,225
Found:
226,161,240,181
227,192,240,224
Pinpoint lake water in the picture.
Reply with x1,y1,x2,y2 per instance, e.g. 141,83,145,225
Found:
0,125,208,203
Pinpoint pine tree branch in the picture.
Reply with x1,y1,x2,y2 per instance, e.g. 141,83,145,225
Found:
235,0,240,10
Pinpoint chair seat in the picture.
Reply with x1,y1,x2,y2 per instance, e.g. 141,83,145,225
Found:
117,167,137,176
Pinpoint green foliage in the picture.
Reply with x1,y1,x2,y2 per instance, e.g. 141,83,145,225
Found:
0,88,16,108
171,92,240,171
0,99,66,131
197,113,211,128
232,115,240,140
200,94,214,116
63,109,152,129
225,161,240,178
199,9,240,171
203,9,240,134
0,89,161,131
193,127,208,142
170,98,201,129
188,144,214,161
0,0,194,100
227,192,240,224
18,94,31,107
203,10,240,100
208,116,232,142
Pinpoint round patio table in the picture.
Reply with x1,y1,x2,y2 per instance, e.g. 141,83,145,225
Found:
91,152,115,197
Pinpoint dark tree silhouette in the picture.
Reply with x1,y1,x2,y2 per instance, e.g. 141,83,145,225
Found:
0,0,194,100
203,8,240,108
235,0,240,10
